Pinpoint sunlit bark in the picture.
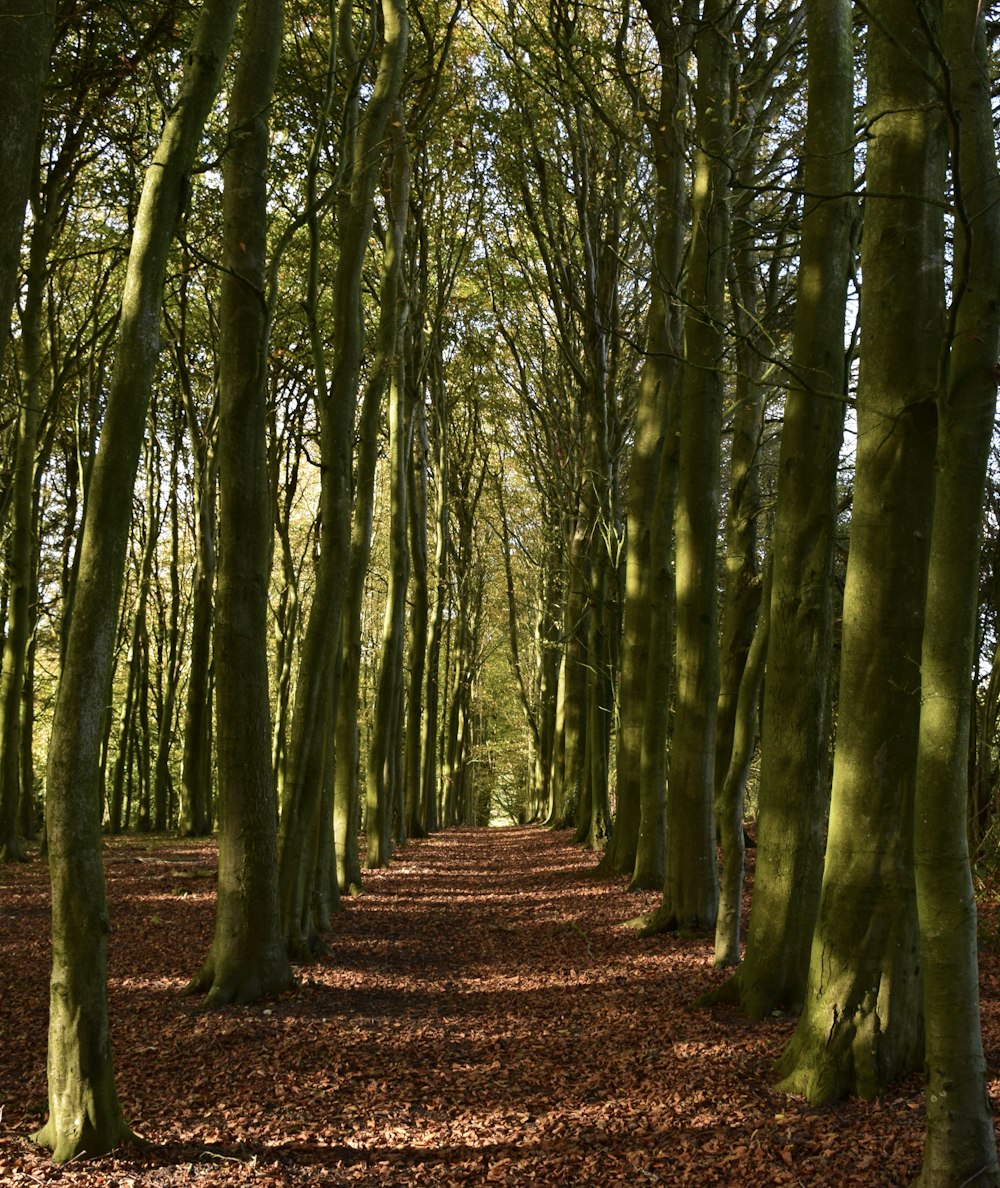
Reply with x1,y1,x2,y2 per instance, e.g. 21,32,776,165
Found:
35,0,240,1159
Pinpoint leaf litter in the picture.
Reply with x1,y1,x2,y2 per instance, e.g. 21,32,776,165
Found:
1,824,996,1184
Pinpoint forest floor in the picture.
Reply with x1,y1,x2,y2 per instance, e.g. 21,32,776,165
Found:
2,826,999,1186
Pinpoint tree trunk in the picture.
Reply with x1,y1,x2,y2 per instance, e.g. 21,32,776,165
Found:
914,1,1000,1181
175,298,218,838
34,0,240,1160
558,498,589,830
420,372,449,833
367,324,411,867
153,417,184,831
712,560,770,967
713,0,853,1021
279,0,408,934
0,1,54,370
0,173,50,862
405,393,430,839
776,0,944,1100
185,0,293,1006
643,0,730,934
630,389,679,891
618,0,688,885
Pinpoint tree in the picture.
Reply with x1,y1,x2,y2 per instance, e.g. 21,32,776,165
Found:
278,0,408,942
0,0,55,370
639,0,732,935
708,0,853,1016
610,0,688,889
185,0,294,1005
913,0,1000,1180
775,0,944,1100
366,117,412,868
34,0,240,1159
171,276,218,838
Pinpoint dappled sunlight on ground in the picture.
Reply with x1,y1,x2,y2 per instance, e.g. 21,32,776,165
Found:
0,825,963,1184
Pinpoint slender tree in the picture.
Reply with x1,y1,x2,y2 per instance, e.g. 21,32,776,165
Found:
34,0,240,1159
185,0,294,1004
913,0,1000,1180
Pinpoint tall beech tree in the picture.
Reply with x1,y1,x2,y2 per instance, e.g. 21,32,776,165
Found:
185,0,293,1005
637,0,732,935
913,0,1000,1180
366,118,412,869
609,0,688,888
0,168,57,862
776,0,944,1100
34,0,240,1159
171,278,219,838
277,0,408,941
708,0,853,1017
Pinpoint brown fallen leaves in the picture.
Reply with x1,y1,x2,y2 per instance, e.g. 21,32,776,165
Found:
0,825,995,1184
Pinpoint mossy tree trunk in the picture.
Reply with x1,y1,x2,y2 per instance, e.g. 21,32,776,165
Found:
712,0,853,1020
913,1,1000,1181
279,0,408,935
776,0,944,1100
34,0,240,1159
185,0,293,1005
641,0,730,935
0,0,54,370
618,0,688,891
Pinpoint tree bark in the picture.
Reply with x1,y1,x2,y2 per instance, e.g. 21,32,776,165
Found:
278,0,408,935
619,0,688,888
185,0,293,1006
713,0,853,1020
914,1,1000,1181
776,0,944,1100
34,0,240,1160
0,0,54,371
642,0,730,934
713,560,770,967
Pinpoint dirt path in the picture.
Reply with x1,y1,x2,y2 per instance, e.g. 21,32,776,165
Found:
0,826,940,1183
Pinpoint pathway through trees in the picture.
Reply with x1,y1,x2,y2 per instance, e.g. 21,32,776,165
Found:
2,826,983,1184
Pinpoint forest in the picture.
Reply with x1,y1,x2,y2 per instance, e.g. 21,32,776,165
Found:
0,0,999,1182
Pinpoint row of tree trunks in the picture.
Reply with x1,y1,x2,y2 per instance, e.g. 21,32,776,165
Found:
775,0,943,1101
713,0,853,1019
